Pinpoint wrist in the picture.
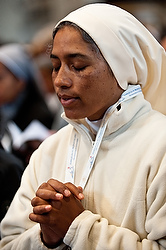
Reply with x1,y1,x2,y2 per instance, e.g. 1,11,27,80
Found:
40,231,63,248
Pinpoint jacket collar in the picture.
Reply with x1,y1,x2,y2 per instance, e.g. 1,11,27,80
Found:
62,92,151,140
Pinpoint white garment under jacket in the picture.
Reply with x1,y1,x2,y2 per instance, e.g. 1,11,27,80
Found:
1,92,166,249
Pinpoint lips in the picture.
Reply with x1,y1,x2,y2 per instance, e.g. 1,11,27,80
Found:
58,94,79,107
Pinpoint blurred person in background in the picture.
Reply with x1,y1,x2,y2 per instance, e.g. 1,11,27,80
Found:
1,3,166,250
0,107,24,222
0,43,54,166
30,24,67,131
160,26,166,50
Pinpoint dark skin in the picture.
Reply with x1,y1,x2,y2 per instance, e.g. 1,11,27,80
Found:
29,25,123,248
29,179,84,248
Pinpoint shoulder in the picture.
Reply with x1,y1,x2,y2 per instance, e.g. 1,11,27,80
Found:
135,110,166,150
145,110,166,132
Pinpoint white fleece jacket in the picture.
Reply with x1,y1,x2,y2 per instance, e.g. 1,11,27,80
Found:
1,93,166,249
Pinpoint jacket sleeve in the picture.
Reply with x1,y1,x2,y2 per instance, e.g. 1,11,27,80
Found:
64,208,166,250
64,156,166,250
0,223,67,250
0,149,68,250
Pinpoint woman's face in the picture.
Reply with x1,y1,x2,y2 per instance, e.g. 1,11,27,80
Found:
51,26,123,121
0,62,24,105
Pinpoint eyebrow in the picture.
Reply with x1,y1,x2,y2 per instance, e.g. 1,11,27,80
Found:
50,53,89,60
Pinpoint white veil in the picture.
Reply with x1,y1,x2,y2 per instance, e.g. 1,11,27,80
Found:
55,3,166,114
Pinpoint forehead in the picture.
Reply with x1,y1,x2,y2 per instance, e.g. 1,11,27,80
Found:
52,26,97,57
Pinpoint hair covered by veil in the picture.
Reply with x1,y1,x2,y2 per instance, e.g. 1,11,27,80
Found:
54,3,166,115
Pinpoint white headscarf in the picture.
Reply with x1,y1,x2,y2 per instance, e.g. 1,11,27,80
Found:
54,3,166,114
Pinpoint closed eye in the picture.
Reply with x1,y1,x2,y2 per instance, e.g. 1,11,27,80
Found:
52,66,60,73
72,65,86,72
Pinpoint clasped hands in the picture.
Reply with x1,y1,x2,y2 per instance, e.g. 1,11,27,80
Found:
29,179,85,248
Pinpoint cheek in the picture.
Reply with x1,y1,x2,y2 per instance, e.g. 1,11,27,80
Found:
0,82,9,95
79,78,103,106
3,79,20,101
79,67,104,89
81,69,107,93
79,73,104,105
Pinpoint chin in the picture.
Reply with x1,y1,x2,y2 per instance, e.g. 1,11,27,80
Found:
65,111,86,120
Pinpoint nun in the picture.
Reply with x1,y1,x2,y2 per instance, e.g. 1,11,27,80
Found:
1,4,166,250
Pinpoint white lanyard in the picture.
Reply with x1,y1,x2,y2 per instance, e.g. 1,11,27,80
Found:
65,85,142,189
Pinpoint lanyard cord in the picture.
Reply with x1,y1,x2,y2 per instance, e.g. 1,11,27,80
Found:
65,85,142,189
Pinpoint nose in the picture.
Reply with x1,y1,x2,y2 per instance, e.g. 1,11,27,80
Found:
53,65,72,89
